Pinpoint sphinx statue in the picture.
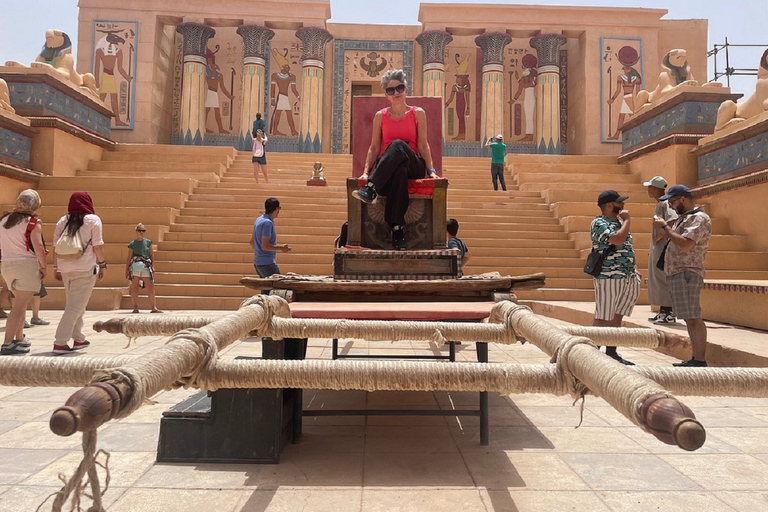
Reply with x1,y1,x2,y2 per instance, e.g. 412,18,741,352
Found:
310,161,326,182
0,79,14,114
635,49,711,109
5,29,99,98
715,49,768,131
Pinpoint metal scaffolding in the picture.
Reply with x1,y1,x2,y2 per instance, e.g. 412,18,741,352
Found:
708,38,767,87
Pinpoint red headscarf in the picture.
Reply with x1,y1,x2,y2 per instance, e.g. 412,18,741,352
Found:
68,191,95,215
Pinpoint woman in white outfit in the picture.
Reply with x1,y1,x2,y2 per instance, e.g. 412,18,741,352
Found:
0,190,47,356
52,191,106,355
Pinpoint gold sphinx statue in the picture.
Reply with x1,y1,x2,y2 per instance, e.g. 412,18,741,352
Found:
5,29,99,97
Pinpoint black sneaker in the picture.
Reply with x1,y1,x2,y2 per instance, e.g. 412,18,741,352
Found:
654,314,677,325
352,184,377,204
1,341,30,356
607,351,635,366
672,358,707,367
392,225,407,251
648,312,663,322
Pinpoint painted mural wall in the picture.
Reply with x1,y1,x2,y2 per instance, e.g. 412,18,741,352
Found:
91,20,138,130
600,38,644,143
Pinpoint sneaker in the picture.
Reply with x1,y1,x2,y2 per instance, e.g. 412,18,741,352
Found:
672,358,707,367
648,312,663,322
352,184,377,204
17,335,31,348
607,351,635,366
52,344,74,355
392,225,407,251
30,317,50,326
1,341,30,356
23,321,32,329
72,340,91,351
654,314,677,325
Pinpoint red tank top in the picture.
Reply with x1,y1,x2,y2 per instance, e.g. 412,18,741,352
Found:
380,106,419,156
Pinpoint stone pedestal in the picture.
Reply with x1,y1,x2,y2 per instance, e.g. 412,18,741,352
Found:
619,86,741,157
692,111,768,184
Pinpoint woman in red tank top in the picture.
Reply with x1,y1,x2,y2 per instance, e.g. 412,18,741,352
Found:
352,69,438,250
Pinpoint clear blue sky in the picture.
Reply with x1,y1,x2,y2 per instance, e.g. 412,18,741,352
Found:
1,0,765,95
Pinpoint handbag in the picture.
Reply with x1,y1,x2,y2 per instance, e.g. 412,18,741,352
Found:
583,245,615,277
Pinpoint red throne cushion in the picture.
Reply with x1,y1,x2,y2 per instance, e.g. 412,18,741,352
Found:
355,176,447,196
351,96,443,178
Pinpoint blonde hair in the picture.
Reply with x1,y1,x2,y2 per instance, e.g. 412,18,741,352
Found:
135,223,146,231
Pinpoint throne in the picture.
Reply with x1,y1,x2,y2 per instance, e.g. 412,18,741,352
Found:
346,96,446,250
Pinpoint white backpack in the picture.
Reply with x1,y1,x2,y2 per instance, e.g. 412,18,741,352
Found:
55,229,85,260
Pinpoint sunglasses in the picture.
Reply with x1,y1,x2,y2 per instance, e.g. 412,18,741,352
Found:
137,229,146,232
384,84,406,96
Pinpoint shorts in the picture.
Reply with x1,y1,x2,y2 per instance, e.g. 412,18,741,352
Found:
668,271,704,319
593,273,641,321
0,259,42,293
252,155,267,165
132,269,151,278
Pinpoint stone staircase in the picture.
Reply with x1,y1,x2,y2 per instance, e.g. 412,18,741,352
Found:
16,145,768,310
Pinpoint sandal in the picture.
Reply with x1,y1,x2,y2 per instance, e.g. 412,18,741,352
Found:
150,309,163,313
131,309,140,314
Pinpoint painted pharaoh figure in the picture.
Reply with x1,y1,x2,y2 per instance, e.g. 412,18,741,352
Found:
444,53,471,140
607,46,641,140
94,29,133,127
270,48,300,137
205,47,235,134
511,53,538,141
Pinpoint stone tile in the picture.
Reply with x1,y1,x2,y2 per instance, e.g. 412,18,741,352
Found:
22,451,156,488
5,386,80,403
304,389,368,408
237,489,362,512
463,452,589,490
363,452,473,487
706,427,768,454
587,405,636,427
362,489,487,512
0,422,81,450
366,391,440,407
709,397,768,408
483,490,611,512
434,391,509,407
715,491,768,511
561,453,701,491
534,427,647,453
511,406,609,427
148,388,202,404
0,386,24,399
618,426,740,454
689,407,768,427
658,454,768,490
116,403,166,423
0,421,22,436
110,488,243,512
364,426,458,453
294,425,365,453
0,400,59,421
734,406,768,423
451,426,555,453
449,405,530,427
96,423,160,452
505,393,577,407
597,491,736,511
0,448,68,485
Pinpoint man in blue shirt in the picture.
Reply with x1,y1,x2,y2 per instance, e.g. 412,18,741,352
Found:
250,197,291,279
589,190,640,365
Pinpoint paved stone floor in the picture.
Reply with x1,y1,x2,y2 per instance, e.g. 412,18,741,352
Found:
1,305,768,511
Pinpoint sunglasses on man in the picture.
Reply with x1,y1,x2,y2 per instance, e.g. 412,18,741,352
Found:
385,84,406,96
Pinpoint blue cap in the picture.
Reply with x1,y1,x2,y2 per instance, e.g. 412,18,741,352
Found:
659,184,692,201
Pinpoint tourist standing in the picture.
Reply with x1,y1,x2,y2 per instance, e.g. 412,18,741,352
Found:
125,223,162,313
653,185,712,367
52,191,106,355
644,176,677,324
589,190,640,366
0,190,46,355
250,197,291,280
484,134,507,191
252,129,269,184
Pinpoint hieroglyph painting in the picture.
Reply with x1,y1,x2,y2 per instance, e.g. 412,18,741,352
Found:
268,41,303,137
202,31,242,135
601,37,643,143
91,21,138,129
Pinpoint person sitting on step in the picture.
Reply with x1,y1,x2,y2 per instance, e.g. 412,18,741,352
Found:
352,69,439,250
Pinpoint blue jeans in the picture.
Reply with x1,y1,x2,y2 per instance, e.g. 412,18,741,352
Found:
255,263,280,295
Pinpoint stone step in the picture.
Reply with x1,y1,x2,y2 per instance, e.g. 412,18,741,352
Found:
510,162,630,174
507,154,619,165
515,172,639,185
37,190,188,209
561,215,731,235
36,206,179,225
39,176,199,194
88,161,227,174
41,224,169,243
115,143,237,157
552,202,660,217
101,152,232,165
76,170,222,182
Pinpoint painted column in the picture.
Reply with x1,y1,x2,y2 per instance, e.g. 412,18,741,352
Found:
530,33,567,154
295,27,333,153
415,31,453,98
236,25,275,151
475,32,512,145
176,22,215,145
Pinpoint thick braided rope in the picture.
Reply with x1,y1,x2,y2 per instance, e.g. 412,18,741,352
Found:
491,301,677,428
45,430,108,512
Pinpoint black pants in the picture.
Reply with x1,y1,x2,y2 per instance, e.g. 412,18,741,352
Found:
369,140,427,227
491,163,506,191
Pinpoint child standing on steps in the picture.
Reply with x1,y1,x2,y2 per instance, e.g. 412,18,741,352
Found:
125,223,162,314
252,129,269,184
